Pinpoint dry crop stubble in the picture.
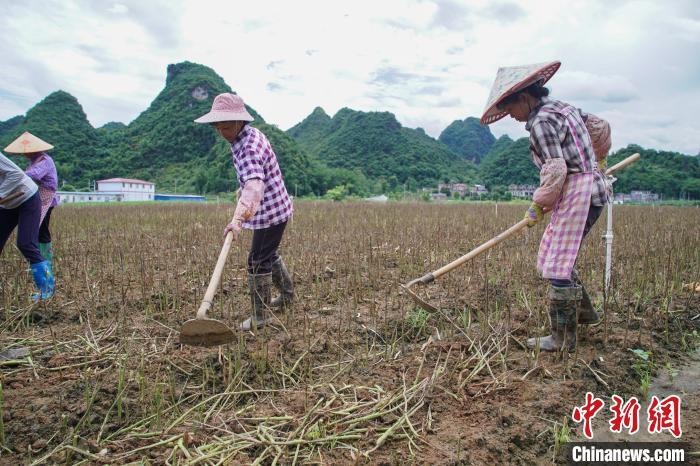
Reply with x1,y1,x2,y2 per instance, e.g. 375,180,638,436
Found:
0,201,698,464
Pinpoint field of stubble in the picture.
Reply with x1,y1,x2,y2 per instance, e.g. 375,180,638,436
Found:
0,201,698,465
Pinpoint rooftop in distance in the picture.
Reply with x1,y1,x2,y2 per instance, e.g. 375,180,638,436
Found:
97,178,155,185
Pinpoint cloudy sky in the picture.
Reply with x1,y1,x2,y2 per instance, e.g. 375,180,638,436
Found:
1,0,698,154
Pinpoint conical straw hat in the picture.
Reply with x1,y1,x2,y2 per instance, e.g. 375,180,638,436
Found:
4,131,54,153
480,61,561,125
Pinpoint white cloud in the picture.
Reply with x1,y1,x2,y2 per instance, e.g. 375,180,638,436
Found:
108,3,129,14
555,71,639,104
0,0,697,154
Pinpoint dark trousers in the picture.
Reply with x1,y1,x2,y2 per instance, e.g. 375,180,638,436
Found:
549,204,604,288
247,221,287,274
39,206,53,243
0,192,44,264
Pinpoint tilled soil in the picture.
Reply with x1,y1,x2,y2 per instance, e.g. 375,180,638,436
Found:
1,202,698,464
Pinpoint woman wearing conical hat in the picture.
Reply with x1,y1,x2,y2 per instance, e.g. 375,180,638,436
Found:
0,144,55,301
5,131,59,270
481,61,609,352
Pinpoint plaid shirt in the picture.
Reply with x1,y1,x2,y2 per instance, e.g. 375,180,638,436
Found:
25,153,59,207
526,98,608,206
230,125,293,229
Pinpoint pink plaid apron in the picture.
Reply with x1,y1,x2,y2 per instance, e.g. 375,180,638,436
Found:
536,106,596,280
38,187,55,225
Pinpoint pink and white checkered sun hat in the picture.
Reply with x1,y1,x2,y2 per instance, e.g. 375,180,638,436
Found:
194,93,254,124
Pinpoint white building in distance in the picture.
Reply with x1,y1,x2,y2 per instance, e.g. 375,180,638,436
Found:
508,184,537,199
613,191,660,204
96,178,155,201
57,191,123,203
471,184,489,195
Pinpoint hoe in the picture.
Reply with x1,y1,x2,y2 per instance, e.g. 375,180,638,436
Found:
179,231,236,346
402,153,640,312
0,190,25,206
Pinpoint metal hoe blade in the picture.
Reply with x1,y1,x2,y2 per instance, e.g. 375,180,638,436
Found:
400,283,438,312
179,317,235,347
400,273,439,312
179,231,236,347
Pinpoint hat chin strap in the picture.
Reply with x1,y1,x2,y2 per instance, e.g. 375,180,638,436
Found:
523,94,538,118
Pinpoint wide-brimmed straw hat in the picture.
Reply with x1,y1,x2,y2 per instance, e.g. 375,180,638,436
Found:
194,93,254,124
480,61,561,125
4,131,54,154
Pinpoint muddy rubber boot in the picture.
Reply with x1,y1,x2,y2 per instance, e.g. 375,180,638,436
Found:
577,284,600,324
527,286,580,352
270,257,294,308
240,273,273,331
571,270,600,325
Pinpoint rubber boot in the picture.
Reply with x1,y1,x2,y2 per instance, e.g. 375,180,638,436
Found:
577,285,600,324
30,260,55,301
240,273,273,331
527,286,580,352
39,242,53,269
571,270,600,324
270,257,294,308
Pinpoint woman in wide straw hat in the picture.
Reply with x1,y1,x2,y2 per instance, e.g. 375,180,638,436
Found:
5,131,60,270
0,145,55,301
195,93,294,332
481,61,609,352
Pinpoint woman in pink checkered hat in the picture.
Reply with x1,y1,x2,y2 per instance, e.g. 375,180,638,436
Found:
481,61,610,353
195,93,294,332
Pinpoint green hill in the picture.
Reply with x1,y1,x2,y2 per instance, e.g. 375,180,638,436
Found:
2,61,696,199
0,115,22,140
287,107,332,149
114,61,314,194
479,136,538,188
0,62,315,195
108,61,261,185
608,145,700,199
438,117,496,163
0,91,104,186
480,136,699,200
98,122,127,132
288,107,478,188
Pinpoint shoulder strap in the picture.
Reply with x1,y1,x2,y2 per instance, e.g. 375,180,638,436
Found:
541,105,594,172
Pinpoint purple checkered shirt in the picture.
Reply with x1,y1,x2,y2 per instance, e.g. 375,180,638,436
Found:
25,152,59,207
230,125,293,229
526,98,608,206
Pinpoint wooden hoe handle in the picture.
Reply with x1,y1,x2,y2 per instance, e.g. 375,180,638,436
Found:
0,190,24,205
432,218,529,279
196,231,234,319
407,218,530,286
605,153,640,176
406,152,641,287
